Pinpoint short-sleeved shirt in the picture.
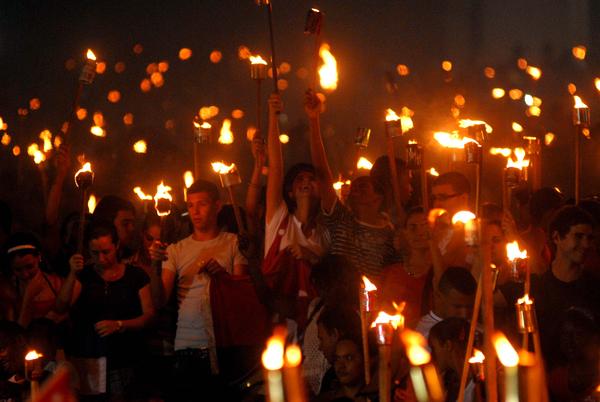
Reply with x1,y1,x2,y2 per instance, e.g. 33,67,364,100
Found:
69,264,149,368
264,203,328,258
322,198,400,282
162,232,247,352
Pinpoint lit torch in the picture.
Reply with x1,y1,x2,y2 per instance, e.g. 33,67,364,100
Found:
406,140,429,210
371,308,405,402
523,136,542,191
468,349,485,382
153,181,173,218
353,127,371,176
304,7,323,90
573,96,590,204
318,43,338,91
250,55,268,139
25,350,43,399
192,118,212,179
79,49,97,84
506,240,528,287
493,332,519,402
384,109,405,217
452,210,478,246
359,275,377,384
255,0,280,94
212,162,245,234
261,332,285,402
503,148,529,212
74,161,94,254
133,186,153,214
400,329,444,402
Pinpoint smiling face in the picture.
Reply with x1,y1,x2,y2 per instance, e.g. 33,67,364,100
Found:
187,191,221,232
289,170,320,202
553,223,594,266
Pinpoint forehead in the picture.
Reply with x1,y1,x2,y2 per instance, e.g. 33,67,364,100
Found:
293,171,315,181
566,224,593,236
11,253,38,266
336,339,359,355
90,235,115,249
432,184,454,195
115,210,134,221
187,191,216,203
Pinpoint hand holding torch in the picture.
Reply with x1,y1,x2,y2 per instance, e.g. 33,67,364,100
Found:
212,162,246,235
74,162,94,254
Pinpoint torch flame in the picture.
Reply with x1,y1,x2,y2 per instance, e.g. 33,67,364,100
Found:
408,139,418,145
458,119,493,134
262,337,285,371
86,49,97,61
249,55,268,65
489,148,512,158
133,140,147,154
211,161,236,174
574,95,588,109
361,275,377,292
400,329,431,366
427,167,440,177
468,349,485,364
25,350,42,361
284,345,302,368
517,293,533,305
506,147,530,169
133,186,153,201
75,162,92,178
506,241,527,261
433,131,479,149
427,208,447,225
153,181,173,217
39,130,53,153
218,119,234,144
452,210,476,225
183,171,194,188
356,157,373,170
385,108,400,122
492,332,519,367
332,180,351,191
318,43,338,91
88,194,97,213
370,311,404,330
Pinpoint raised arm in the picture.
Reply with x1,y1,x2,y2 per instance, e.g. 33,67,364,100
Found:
245,137,266,236
305,90,336,212
265,93,284,223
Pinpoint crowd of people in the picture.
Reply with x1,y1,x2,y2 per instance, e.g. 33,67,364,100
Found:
0,89,598,402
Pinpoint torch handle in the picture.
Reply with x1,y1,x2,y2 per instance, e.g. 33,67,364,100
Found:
385,134,404,224
266,3,279,94
420,167,429,211
475,162,482,215
481,230,498,402
63,82,84,145
359,307,371,384
256,79,263,136
574,126,581,204
76,188,88,255
378,344,392,402
227,186,246,236
312,32,321,91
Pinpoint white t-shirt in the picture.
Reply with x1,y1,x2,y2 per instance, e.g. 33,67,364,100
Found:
415,310,443,343
264,203,328,258
163,232,247,352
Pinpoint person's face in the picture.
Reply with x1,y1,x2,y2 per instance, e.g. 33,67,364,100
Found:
11,253,40,282
290,171,320,202
398,171,413,204
143,225,161,251
429,338,449,371
431,184,468,214
405,212,429,250
89,235,119,269
317,324,339,364
436,288,473,320
348,179,383,212
553,224,594,265
486,224,506,266
114,210,136,247
333,339,363,387
187,192,221,232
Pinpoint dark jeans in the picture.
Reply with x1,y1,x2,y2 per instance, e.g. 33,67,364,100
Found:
171,349,220,402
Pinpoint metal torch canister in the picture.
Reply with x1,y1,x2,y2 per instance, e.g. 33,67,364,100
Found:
573,107,591,128
355,128,371,149
406,143,423,170
155,199,172,217
471,361,485,383
304,8,323,35
374,323,395,346
516,301,538,334
219,166,242,188
79,59,96,84
250,63,267,80
509,257,528,283
468,124,487,143
525,137,541,156
464,142,482,164
75,171,94,190
504,167,521,188
194,124,212,145
385,120,403,139
361,288,377,313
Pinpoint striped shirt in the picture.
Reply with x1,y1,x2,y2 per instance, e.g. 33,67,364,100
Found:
322,199,401,283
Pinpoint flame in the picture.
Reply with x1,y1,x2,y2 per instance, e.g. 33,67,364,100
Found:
218,119,234,144
12,146,20,156
459,119,493,134
493,332,519,367
399,107,415,133
90,126,106,137
492,88,505,99
427,208,447,225
318,43,338,91
526,66,541,80
87,194,97,213
39,129,53,152
400,329,431,366
183,171,194,188
385,108,400,122
33,150,46,164
27,143,39,157
595,78,600,92
249,55,267,65
25,350,42,361
284,345,302,367
506,147,530,169
489,148,512,158
426,167,439,177
441,60,452,72
433,131,479,149
572,45,586,60
133,187,153,201
370,311,404,330
362,275,377,292
211,161,236,174
574,95,588,109
356,157,373,170
452,210,476,225
511,122,523,133
506,240,527,261
153,181,173,217
133,140,147,154
1,133,10,146
468,349,485,364
75,162,92,180
262,337,285,371
544,132,555,146
86,49,97,61
509,89,524,100
517,294,533,305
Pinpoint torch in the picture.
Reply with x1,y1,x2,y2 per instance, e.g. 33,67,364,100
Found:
384,109,404,217
493,332,519,402
74,162,94,254
468,349,485,383
359,275,377,384
133,186,154,215
371,310,404,402
506,241,529,291
282,344,307,402
502,148,529,213
193,118,212,179
250,55,268,139
63,49,97,144
523,136,542,191
573,96,590,204
353,127,371,177
212,162,246,235
151,182,173,274
262,332,285,402
255,0,279,94
400,329,444,402
304,7,323,90
406,140,429,210
25,350,43,400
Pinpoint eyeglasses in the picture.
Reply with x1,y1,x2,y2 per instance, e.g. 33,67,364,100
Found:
431,193,461,202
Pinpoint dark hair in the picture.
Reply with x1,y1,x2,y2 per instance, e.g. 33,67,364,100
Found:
578,200,600,224
432,172,470,196
480,202,503,222
549,205,595,240
92,195,135,224
429,317,469,346
5,232,41,261
438,267,477,296
142,213,161,232
349,175,385,196
86,220,119,245
317,305,361,339
0,200,12,235
282,163,316,213
370,156,407,187
529,187,564,226
187,179,220,202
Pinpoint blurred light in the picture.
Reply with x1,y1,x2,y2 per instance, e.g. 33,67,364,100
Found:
29,98,41,111
133,43,144,54
140,79,152,92
246,126,257,141
441,60,452,72
512,122,523,132
484,67,495,78
179,48,192,60
146,63,158,75
95,62,106,74
231,109,244,119
450,107,460,118
517,58,527,70
76,108,87,120
397,64,410,76
123,113,134,125
218,119,234,144
595,78,600,92
567,83,577,95
526,66,542,80
210,50,222,63
527,106,541,117
572,45,586,60
150,72,164,87
492,88,505,99
107,90,121,103
544,132,555,146
165,120,175,130
12,146,20,156
1,133,11,146
279,62,291,74
93,112,104,127
114,62,126,73
158,61,169,72
277,79,288,91
238,45,251,60
90,126,106,137
524,94,534,106
208,106,219,118
454,94,465,107
88,194,97,213
508,89,523,100
279,134,289,144
133,140,147,153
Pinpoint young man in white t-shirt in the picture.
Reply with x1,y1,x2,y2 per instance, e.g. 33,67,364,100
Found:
151,179,247,400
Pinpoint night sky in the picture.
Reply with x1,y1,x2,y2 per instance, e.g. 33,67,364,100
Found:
2,1,600,230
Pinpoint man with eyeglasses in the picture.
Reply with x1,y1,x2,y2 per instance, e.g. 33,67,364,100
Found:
431,172,471,215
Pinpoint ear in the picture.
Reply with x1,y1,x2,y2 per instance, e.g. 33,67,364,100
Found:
551,230,561,245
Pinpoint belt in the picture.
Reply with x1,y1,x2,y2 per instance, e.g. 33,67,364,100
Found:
175,348,210,358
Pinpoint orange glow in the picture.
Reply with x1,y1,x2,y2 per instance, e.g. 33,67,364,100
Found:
246,126,257,141
133,43,143,54
489,148,512,158
318,43,338,91
249,55,267,65
574,95,588,109
508,89,523,100
146,63,158,75
441,60,452,72
284,345,302,367
12,146,20,156
492,88,505,99
333,180,351,191
231,109,244,119
595,78,600,92
277,79,288,91
165,120,175,130
133,140,147,154
158,61,169,72
218,119,234,144
262,337,285,371
512,122,523,132
528,106,541,117
93,112,104,127
385,108,400,122
517,58,528,70
1,133,10,146
572,45,587,60
506,147,530,169
427,167,440,177
370,311,404,330
400,329,431,366
153,182,173,217
39,129,52,153
484,66,495,78
90,126,105,137
238,45,251,60
526,66,542,80
183,171,194,188
568,83,577,95
279,134,289,144
107,90,121,103
458,119,493,133
123,113,134,125
280,61,293,73
86,49,97,61
25,350,42,361
452,210,476,225
179,48,192,60
150,72,164,87
544,132,555,146
95,62,106,74
27,143,39,157
433,131,478,149
211,161,236,174
396,64,410,76
133,187,153,201
209,50,222,63
454,94,465,107
468,349,485,364
29,98,41,111
493,332,519,367
87,194,97,214
506,240,527,261
114,62,126,73
140,79,152,92
361,275,377,292
356,157,373,170
517,294,533,306
76,108,87,120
